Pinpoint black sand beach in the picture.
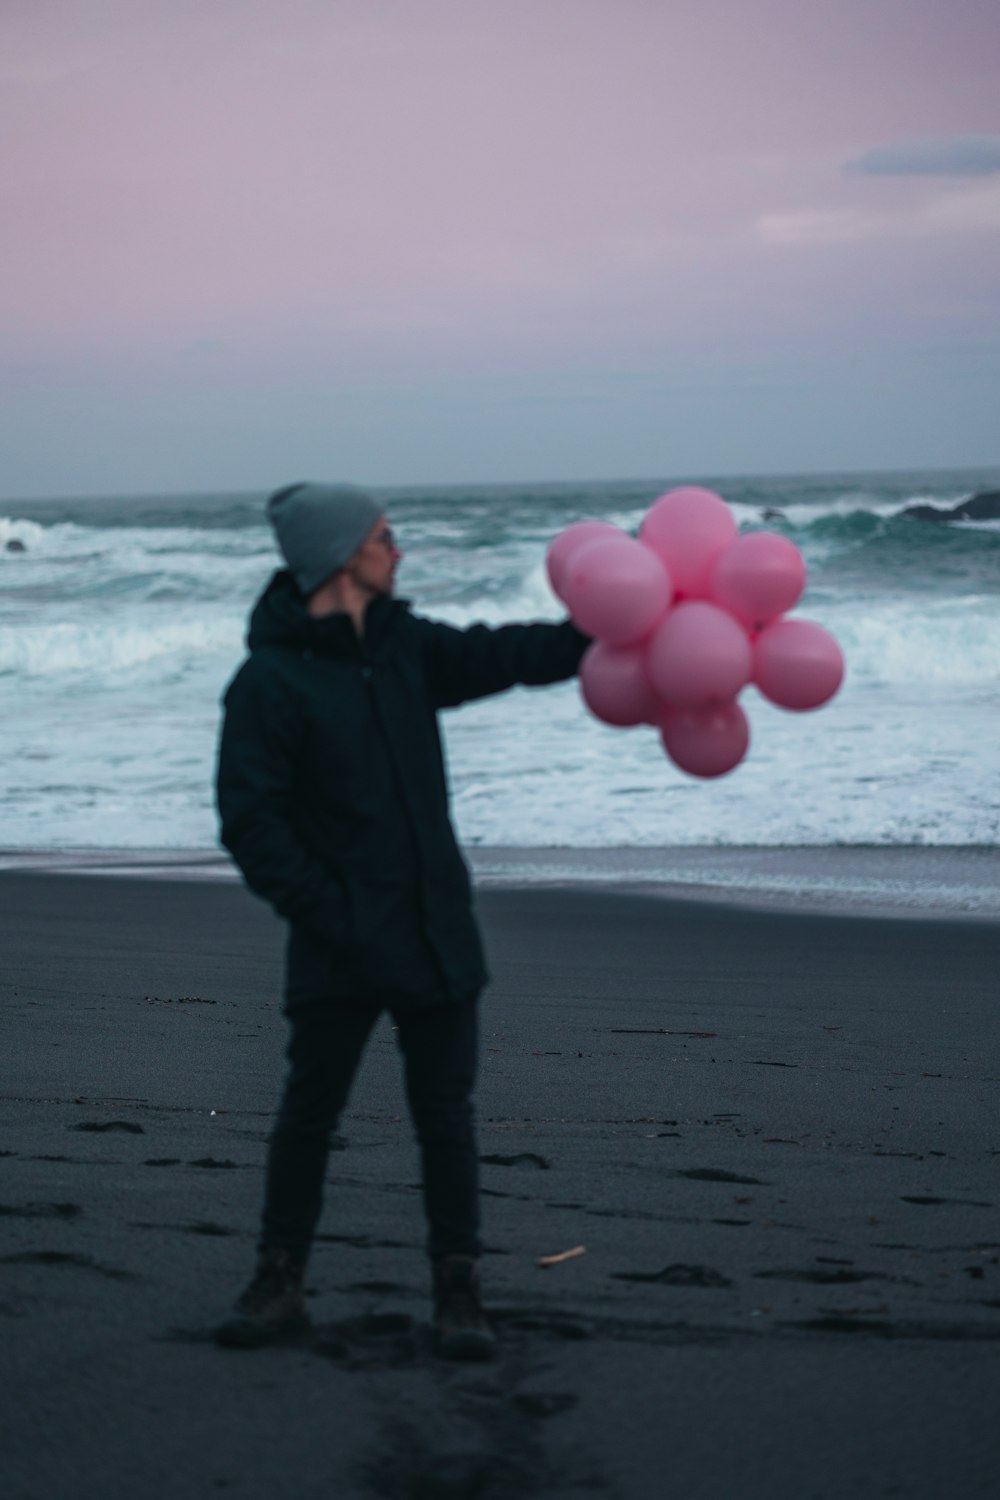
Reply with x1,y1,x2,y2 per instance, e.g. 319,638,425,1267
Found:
2,869,999,1499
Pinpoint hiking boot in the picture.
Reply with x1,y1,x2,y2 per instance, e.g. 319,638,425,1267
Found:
214,1249,309,1349
432,1254,496,1361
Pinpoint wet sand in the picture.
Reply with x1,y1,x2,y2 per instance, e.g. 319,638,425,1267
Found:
2,870,999,1500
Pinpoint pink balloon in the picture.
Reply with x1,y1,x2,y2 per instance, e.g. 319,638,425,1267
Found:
660,702,750,778
711,532,807,630
546,521,623,601
563,535,672,646
640,487,739,599
645,600,752,708
753,618,845,711
579,641,663,728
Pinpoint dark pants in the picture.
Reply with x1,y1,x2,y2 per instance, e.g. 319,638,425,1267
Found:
260,999,480,1263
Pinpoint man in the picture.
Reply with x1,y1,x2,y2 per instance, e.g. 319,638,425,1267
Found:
214,481,587,1358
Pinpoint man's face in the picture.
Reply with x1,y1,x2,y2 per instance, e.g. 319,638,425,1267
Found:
347,513,402,598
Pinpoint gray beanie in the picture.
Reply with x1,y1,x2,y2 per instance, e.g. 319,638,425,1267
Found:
266,482,383,596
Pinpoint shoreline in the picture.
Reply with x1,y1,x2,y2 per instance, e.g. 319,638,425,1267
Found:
1,842,999,922
2,870,999,1499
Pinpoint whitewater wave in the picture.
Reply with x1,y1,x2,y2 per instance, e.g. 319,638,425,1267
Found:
0,615,243,680
2,471,998,851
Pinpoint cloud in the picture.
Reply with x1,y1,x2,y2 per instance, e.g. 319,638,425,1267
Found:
755,207,878,247
919,182,1000,233
845,135,1000,177
756,182,1000,247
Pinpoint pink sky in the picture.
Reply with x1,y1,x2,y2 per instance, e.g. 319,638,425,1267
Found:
2,0,999,491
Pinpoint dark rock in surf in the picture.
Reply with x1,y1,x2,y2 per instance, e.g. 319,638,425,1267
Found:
900,489,1000,523
955,490,1000,520
5,539,27,553
901,504,952,522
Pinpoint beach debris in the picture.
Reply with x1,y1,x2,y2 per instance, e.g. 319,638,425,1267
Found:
73,1120,144,1134
612,1262,731,1288
537,1245,586,1270
188,1157,239,1169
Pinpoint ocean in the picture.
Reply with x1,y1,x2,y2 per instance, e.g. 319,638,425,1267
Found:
2,469,999,854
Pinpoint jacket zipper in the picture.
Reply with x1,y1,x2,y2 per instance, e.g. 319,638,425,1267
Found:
358,644,454,997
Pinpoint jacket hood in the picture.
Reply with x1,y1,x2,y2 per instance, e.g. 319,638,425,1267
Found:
246,569,409,654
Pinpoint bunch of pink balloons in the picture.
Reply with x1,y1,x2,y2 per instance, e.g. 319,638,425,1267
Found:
547,487,845,778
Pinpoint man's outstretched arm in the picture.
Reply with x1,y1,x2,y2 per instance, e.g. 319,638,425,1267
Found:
414,615,590,709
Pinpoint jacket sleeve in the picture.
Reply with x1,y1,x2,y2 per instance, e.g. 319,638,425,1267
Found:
215,659,347,943
413,616,590,710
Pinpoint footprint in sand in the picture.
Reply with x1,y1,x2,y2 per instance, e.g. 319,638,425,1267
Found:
612,1263,732,1288
677,1168,767,1185
0,1202,81,1219
0,1249,136,1279
480,1152,551,1170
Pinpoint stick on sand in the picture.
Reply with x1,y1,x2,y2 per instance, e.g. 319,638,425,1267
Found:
537,1245,587,1269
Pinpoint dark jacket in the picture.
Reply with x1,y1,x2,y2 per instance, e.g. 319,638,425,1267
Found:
216,570,587,1010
